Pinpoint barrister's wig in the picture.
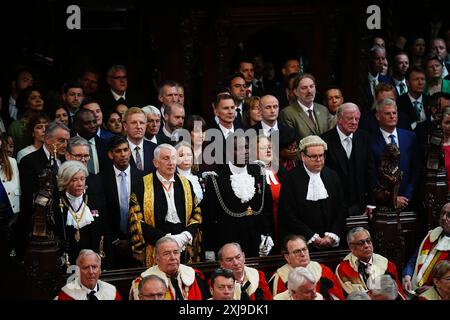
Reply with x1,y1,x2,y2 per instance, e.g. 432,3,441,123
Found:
298,135,327,153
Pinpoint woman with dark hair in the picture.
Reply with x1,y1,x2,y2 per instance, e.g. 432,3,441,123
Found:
0,134,21,220
104,110,123,135
409,36,426,68
183,114,207,171
16,113,50,163
49,104,72,129
8,86,45,152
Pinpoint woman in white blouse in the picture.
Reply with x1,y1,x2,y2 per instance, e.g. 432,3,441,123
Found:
0,136,21,215
175,142,204,203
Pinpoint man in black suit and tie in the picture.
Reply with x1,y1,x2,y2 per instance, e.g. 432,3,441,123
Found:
251,94,281,137
72,109,108,175
17,121,71,260
228,73,248,128
123,107,156,174
100,135,143,268
142,105,171,145
237,57,264,98
321,103,377,217
396,66,430,153
366,45,394,107
97,64,145,113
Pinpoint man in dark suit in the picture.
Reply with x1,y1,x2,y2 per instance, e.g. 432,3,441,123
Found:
279,73,335,140
228,73,248,128
100,135,142,268
81,99,115,141
278,135,346,250
97,64,145,113
17,121,71,260
251,94,281,137
237,57,264,98
72,109,108,175
322,103,377,217
371,98,422,210
366,45,394,107
396,66,430,153
142,105,171,145
123,107,156,174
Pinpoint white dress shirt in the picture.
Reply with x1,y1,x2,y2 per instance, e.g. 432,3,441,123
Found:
155,171,180,224
127,139,145,167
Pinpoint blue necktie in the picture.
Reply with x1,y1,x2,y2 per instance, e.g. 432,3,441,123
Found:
389,134,397,146
119,171,129,235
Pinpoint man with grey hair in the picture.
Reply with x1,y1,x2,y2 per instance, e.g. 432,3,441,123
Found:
138,274,167,300
367,274,399,300
141,105,171,145
218,242,272,300
56,249,121,300
130,236,209,300
279,135,346,249
322,102,377,217
335,227,405,299
372,98,421,210
128,144,202,267
17,121,71,260
274,266,323,300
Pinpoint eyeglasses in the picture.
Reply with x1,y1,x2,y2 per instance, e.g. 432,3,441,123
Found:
70,153,91,161
289,247,309,256
303,153,325,161
350,238,372,247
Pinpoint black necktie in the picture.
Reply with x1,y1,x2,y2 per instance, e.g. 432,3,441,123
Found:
358,262,368,285
87,290,98,300
236,108,243,123
170,277,184,300
240,281,251,300
117,97,126,105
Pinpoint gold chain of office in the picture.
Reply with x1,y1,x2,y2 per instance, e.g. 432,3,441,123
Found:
210,175,265,218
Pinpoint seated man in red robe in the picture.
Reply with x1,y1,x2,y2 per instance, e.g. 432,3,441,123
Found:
269,234,344,300
218,242,272,300
129,236,209,300
335,227,406,299
56,249,122,300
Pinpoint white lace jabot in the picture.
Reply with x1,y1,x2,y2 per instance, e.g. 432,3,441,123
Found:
303,164,328,201
65,193,94,229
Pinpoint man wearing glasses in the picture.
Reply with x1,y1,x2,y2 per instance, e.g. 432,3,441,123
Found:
335,227,405,299
402,203,450,293
138,275,167,300
269,234,344,300
97,64,145,113
279,135,346,250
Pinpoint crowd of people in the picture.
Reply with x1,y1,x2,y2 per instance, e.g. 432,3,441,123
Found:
1,30,450,301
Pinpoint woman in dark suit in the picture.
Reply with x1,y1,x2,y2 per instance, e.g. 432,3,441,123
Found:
55,160,109,267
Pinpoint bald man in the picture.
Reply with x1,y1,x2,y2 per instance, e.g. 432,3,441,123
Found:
321,103,377,217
